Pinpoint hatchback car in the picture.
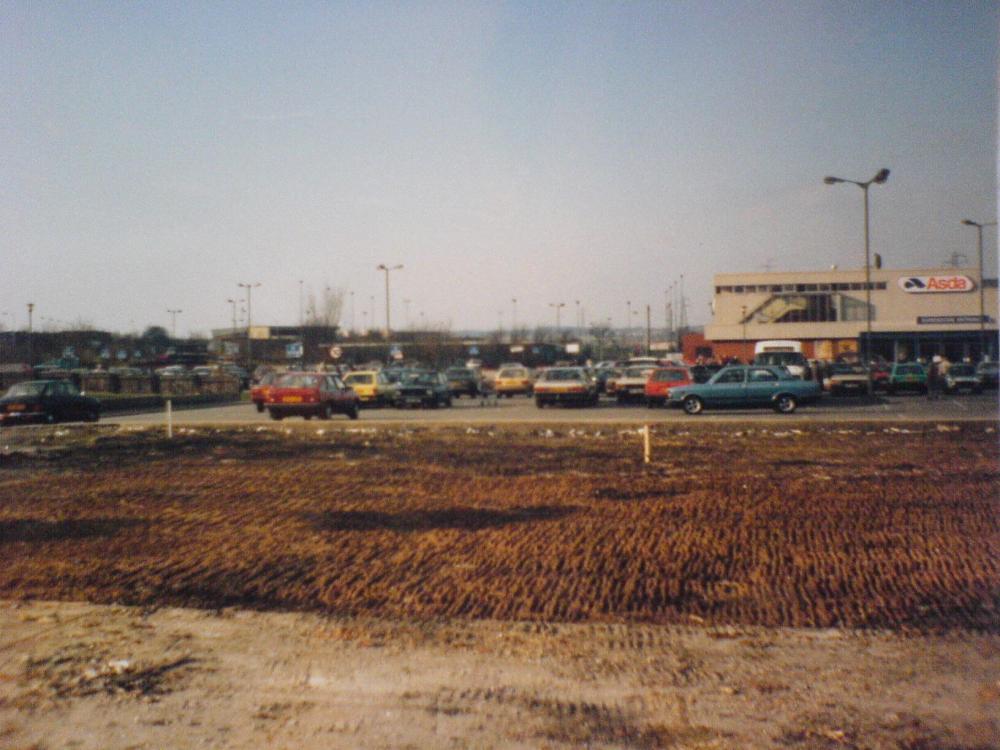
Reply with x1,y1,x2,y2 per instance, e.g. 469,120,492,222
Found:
343,370,399,406
943,364,981,394
887,363,927,395
445,367,481,398
0,380,101,425
265,372,359,420
396,370,453,408
645,367,692,407
493,367,534,397
824,363,869,396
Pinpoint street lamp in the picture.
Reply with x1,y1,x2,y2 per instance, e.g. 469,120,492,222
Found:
26,302,34,368
298,280,304,328
237,282,261,371
741,305,748,362
824,167,890,394
166,309,182,339
376,264,403,338
961,219,997,361
511,298,517,340
226,298,237,331
549,302,566,334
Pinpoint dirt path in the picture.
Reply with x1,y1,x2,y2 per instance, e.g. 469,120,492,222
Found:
2,600,997,749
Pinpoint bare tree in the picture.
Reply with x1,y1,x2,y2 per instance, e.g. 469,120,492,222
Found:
304,286,345,329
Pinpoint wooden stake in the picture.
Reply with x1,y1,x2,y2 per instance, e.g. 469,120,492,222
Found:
643,424,651,464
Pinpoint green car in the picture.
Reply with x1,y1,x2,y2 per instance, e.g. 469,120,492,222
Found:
887,363,927,394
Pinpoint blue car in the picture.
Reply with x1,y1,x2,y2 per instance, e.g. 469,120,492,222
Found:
668,365,822,415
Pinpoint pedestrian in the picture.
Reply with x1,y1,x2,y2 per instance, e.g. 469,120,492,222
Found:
927,355,942,400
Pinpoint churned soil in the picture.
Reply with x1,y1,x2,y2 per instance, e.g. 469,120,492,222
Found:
0,423,997,749
1,423,997,630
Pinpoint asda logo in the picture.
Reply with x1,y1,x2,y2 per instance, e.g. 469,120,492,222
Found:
898,275,974,293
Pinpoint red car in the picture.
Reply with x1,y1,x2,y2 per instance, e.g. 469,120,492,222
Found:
644,366,692,407
265,372,360,421
250,371,278,412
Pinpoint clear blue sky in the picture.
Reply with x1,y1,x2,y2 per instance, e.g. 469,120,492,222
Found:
2,1,996,336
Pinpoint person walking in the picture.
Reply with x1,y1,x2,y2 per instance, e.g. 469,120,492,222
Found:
927,355,942,400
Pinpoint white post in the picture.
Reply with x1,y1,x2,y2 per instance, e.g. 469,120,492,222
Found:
643,424,651,464
166,399,173,439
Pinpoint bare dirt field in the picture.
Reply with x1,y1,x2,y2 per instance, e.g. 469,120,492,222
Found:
1,423,998,748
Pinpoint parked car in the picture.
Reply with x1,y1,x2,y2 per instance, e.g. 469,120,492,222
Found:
943,363,981,394
668,365,822,415
645,366,692,407
689,363,723,384
614,366,657,403
265,372,359,421
343,370,399,406
534,367,598,408
976,361,999,389
752,351,810,379
824,363,869,396
445,367,481,398
870,363,891,391
250,371,279,412
396,370,453,408
886,363,927,395
0,380,101,425
493,367,534,397
602,367,625,397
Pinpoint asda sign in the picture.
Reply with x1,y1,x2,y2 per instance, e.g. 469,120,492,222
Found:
898,275,975,293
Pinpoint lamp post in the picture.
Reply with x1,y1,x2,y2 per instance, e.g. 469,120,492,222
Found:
166,309,182,339
226,298,237,331
511,298,517,340
741,304,748,362
237,282,260,371
26,302,34,368
376,264,403,338
824,167,890,394
961,219,997,361
549,302,565,335
298,280,304,328
349,291,355,334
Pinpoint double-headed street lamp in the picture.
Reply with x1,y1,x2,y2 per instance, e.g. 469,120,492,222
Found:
549,302,566,335
961,219,997,361
376,264,403,338
237,282,261,370
824,168,890,394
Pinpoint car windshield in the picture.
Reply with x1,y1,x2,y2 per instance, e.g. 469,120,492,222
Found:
402,372,438,385
653,369,687,382
542,369,583,382
5,382,47,397
949,365,975,376
498,368,526,378
344,373,374,384
755,352,806,367
276,374,320,389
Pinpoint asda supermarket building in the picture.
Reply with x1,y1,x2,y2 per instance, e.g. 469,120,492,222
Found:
702,266,998,363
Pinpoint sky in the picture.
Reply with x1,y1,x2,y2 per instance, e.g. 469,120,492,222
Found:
2,1,997,337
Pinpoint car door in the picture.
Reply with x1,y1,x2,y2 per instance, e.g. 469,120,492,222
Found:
745,367,781,405
709,367,746,405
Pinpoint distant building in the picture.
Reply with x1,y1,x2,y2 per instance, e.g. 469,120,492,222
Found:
703,265,997,362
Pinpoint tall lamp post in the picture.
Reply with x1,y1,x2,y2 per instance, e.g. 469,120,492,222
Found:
237,283,260,371
549,302,565,336
226,298,237,331
376,264,403,338
167,309,182,339
26,302,34,368
824,168,890,394
961,219,997,361
510,298,517,340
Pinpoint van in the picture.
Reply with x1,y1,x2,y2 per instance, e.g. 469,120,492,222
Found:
753,340,809,379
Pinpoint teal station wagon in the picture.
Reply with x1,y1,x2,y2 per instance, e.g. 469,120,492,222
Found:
668,365,822,415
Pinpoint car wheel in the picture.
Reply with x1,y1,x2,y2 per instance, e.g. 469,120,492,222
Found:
269,410,283,421
682,396,703,415
85,409,100,423
255,402,265,413
45,412,56,424
320,403,333,420
347,403,359,420
775,394,797,414
304,413,313,420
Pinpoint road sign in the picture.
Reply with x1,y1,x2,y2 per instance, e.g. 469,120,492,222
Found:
286,342,303,359
329,345,343,359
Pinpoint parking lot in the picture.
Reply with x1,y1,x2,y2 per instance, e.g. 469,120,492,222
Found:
104,390,1000,425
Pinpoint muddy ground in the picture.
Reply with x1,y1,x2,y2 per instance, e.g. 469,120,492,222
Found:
0,423,997,748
